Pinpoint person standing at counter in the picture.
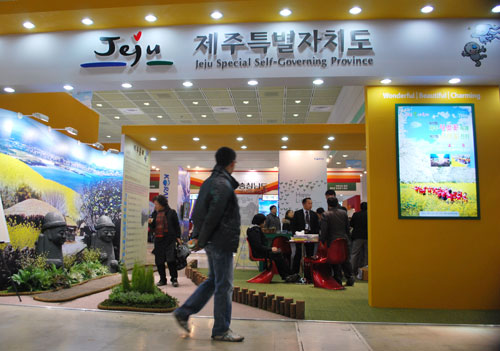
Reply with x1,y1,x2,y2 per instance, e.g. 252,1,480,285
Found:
265,205,281,232
282,210,294,232
291,198,319,274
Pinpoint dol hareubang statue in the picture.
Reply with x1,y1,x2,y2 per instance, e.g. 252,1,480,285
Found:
35,212,67,268
91,216,120,273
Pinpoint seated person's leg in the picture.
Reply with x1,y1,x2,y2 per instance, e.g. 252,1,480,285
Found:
270,252,291,279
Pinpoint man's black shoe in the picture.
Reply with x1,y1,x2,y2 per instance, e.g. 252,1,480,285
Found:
156,280,167,286
345,277,355,286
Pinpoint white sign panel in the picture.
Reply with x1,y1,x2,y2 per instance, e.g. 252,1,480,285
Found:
0,194,10,243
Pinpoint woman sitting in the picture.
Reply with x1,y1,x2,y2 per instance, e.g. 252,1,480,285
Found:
247,214,300,283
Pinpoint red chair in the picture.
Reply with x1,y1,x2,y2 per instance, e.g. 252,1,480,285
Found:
304,239,348,290
271,236,291,263
246,239,278,284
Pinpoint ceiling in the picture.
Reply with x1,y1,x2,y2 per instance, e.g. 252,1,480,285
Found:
1,0,497,35
95,86,342,142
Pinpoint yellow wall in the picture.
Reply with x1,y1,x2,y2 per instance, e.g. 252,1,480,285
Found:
366,86,500,309
0,93,99,144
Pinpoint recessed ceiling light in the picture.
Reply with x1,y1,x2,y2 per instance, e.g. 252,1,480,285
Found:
192,101,199,105
201,114,207,118
248,80,258,86
150,137,157,141
280,8,292,16
145,14,157,22
193,137,200,141
114,116,120,120
313,79,324,85
121,83,132,89
364,171,367,174
187,165,191,169
96,103,103,107
183,81,193,87
201,145,207,149
492,5,500,12
281,136,289,141
246,114,253,117
448,78,461,84
157,115,163,119
293,113,299,117
161,145,168,150
81,18,93,25
151,165,156,169
281,145,288,149
63,85,74,91
144,102,150,106
295,100,301,104
241,145,247,149
106,135,111,138
342,154,348,158
273,166,278,170
349,6,362,15
211,11,223,19
336,162,341,165
23,21,35,29
328,136,335,141
380,78,392,84
4,87,15,93
323,145,330,149
329,155,333,158
236,137,244,141
421,5,434,13
243,100,249,104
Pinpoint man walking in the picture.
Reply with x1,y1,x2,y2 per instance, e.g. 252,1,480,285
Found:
173,147,244,342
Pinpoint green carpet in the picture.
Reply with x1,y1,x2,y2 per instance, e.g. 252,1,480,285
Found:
198,268,500,324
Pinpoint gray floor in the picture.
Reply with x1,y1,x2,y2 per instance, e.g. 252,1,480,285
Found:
0,304,499,351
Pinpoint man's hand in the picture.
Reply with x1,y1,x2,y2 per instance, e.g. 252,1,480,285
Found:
148,218,153,224
271,247,280,253
176,238,183,245
189,239,200,251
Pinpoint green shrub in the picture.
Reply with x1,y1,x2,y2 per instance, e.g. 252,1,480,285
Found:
19,252,48,270
63,254,77,270
121,268,131,292
82,248,101,263
107,284,178,308
10,264,69,292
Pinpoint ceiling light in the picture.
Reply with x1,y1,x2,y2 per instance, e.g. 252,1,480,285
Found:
421,5,434,13
201,114,207,118
349,6,362,15
342,154,348,158
121,83,132,89
211,11,223,19
448,78,461,84
380,78,392,84
236,137,244,141
364,171,367,174
144,102,150,106
201,145,207,149
183,81,193,87
145,14,157,22
241,145,247,149
336,162,341,165
151,166,156,169
23,21,35,29
246,114,252,117
161,145,168,150
106,135,111,138
273,166,278,170
27,112,49,122
63,85,74,91
328,136,335,141
91,142,104,150
114,116,120,120
157,115,163,119
192,101,199,105
81,18,93,25
326,159,330,163
150,137,157,141
295,100,301,104
187,165,191,169
52,127,78,136
248,80,258,86
281,136,288,141
281,146,288,149
193,137,200,141
329,155,333,158
96,103,103,107
492,5,500,12
313,79,324,85
4,87,15,93
323,145,330,149
243,100,249,104
293,114,299,117
280,8,292,16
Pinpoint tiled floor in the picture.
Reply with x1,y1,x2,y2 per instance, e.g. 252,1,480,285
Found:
0,304,499,351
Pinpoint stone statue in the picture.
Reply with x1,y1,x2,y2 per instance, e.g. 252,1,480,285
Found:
35,212,67,268
91,216,120,273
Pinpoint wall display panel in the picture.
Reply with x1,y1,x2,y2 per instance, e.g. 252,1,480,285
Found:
396,104,479,219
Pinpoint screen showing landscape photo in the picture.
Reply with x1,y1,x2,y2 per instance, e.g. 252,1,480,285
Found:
397,104,479,218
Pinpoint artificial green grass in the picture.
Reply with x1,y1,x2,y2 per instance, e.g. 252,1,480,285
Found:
198,268,500,325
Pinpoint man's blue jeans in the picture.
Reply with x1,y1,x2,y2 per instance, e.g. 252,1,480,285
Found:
174,243,234,336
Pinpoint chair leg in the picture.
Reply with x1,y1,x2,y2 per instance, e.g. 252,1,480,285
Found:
247,268,274,283
311,263,344,290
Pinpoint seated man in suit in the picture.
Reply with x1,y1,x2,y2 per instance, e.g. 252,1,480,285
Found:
290,197,320,274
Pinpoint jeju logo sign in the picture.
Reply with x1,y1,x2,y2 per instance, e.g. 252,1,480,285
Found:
81,31,173,68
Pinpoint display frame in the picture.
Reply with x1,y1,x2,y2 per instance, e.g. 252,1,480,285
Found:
395,103,480,220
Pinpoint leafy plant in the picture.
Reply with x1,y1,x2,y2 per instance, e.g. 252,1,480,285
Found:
63,254,77,270
0,245,36,290
107,284,178,308
81,248,101,263
121,268,131,292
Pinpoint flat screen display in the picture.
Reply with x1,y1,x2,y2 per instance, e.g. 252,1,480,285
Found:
258,199,279,216
396,104,479,219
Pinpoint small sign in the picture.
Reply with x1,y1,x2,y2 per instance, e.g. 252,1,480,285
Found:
329,183,356,191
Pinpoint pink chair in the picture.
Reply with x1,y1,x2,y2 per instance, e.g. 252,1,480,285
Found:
246,239,278,284
304,239,348,290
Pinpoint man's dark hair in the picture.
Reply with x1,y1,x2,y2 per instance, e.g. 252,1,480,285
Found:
361,202,367,211
302,197,311,204
215,147,236,167
251,213,266,225
152,196,158,202
327,197,339,208
155,195,170,209
316,207,325,215
270,205,277,211
325,189,336,197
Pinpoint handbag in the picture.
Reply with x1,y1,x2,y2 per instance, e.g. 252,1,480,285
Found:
175,243,190,270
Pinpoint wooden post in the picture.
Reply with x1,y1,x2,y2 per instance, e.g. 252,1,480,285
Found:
296,300,305,319
279,301,285,315
233,287,240,302
271,298,276,313
248,290,255,306
284,298,293,317
267,294,275,312
276,296,284,313
238,291,244,303
258,292,265,309
290,303,296,319
241,288,248,304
